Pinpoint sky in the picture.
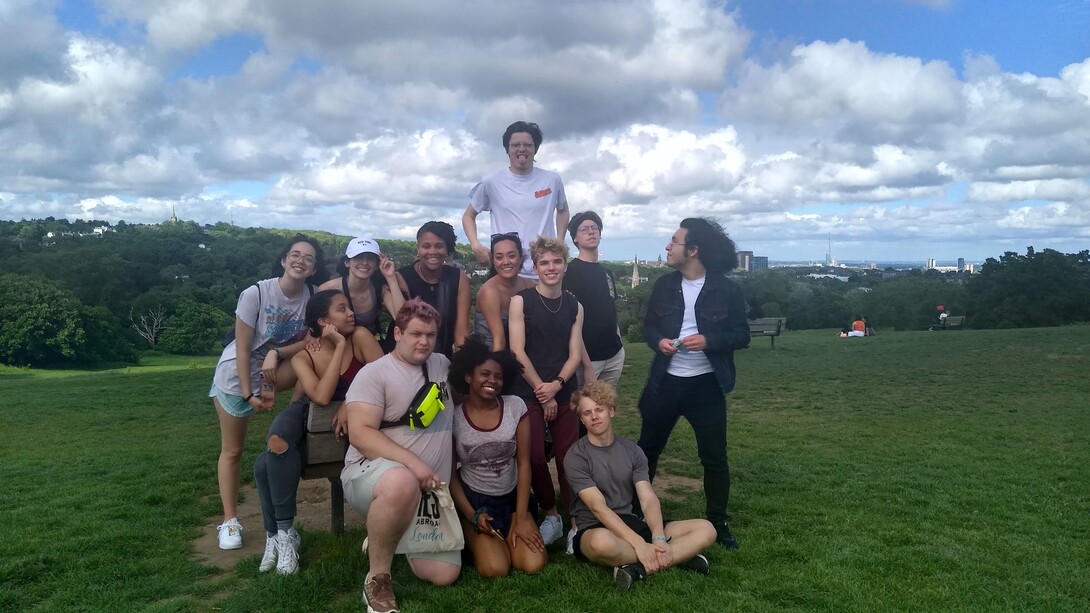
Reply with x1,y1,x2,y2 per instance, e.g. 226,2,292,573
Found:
1,0,1088,264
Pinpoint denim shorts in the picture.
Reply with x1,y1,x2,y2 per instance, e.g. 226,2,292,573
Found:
209,384,253,418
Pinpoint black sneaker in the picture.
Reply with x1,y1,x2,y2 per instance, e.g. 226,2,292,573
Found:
676,554,710,575
613,562,646,591
715,522,740,550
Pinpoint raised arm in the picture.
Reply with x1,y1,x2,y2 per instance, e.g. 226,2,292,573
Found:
378,255,405,317
291,326,346,407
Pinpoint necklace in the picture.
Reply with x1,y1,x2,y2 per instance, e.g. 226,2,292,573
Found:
415,261,441,285
537,289,563,314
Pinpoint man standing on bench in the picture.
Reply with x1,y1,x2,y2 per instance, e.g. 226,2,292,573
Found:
342,299,459,613
637,217,750,550
566,381,716,590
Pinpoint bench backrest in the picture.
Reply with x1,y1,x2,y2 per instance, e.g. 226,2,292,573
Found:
748,317,786,334
945,315,966,326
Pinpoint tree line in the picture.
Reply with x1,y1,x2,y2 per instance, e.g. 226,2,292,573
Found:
0,217,1086,367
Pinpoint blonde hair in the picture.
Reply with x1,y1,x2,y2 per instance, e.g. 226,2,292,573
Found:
529,236,569,265
571,380,617,412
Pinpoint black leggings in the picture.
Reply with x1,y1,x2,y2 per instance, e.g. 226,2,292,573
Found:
253,398,308,535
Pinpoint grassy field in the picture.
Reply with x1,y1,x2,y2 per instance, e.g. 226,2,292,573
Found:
2,328,1089,612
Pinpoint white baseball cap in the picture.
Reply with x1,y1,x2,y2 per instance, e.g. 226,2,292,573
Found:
345,236,381,258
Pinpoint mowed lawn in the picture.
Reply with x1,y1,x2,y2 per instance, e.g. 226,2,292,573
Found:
2,327,1088,612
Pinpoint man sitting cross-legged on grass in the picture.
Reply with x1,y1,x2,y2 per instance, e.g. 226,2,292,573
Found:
565,381,717,590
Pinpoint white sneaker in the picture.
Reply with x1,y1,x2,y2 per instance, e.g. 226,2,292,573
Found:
217,518,243,550
259,535,278,572
285,526,301,553
539,514,563,546
275,531,299,575
565,527,577,555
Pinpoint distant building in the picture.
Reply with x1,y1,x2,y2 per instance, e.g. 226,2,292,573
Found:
926,258,937,270
737,250,753,272
957,257,965,271
752,256,768,272
631,256,640,288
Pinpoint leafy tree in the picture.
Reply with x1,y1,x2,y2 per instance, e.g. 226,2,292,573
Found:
80,306,139,365
861,277,967,331
0,274,85,366
967,248,1090,328
159,299,233,355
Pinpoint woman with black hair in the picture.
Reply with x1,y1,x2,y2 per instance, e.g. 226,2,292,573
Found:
393,221,470,357
252,289,382,574
317,236,403,340
209,234,328,551
474,232,534,350
448,336,547,577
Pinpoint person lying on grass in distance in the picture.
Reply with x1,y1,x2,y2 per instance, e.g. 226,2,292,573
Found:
565,381,717,591
448,335,547,577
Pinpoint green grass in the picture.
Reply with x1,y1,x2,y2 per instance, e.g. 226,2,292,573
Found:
2,328,1089,611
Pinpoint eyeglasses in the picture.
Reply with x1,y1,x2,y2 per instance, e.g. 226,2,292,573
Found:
577,224,600,234
669,238,686,247
490,231,520,245
508,141,536,150
287,251,316,265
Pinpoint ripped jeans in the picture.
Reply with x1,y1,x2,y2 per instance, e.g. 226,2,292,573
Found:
253,398,308,535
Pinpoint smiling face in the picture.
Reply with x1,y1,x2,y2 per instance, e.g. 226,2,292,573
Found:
506,131,536,175
576,395,615,437
491,238,523,279
533,250,566,287
282,241,317,281
416,231,449,272
394,316,438,365
345,253,379,280
467,358,504,402
319,293,356,335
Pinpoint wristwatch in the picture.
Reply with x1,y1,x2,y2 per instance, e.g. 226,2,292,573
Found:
243,391,258,402
554,375,566,386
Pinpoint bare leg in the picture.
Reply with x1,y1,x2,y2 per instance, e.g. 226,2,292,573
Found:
462,517,512,577
364,467,420,579
407,558,461,586
663,519,717,563
214,399,250,521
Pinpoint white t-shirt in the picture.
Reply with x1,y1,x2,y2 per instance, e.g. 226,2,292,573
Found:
212,278,311,395
453,395,528,496
667,276,714,377
468,167,568,278
342,352,455,482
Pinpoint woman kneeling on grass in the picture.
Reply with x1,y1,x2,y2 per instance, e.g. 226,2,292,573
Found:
449,336,547,577
209,234,326,551
252,289,383,574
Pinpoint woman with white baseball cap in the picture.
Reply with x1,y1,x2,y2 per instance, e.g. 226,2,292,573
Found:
318,236,404,342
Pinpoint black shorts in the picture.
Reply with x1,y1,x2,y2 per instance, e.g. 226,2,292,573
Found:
572,514,652,562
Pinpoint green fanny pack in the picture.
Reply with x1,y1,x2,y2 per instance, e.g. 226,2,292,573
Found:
381,361,446,430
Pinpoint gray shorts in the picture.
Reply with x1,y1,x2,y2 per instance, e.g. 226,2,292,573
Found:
343,457,462,566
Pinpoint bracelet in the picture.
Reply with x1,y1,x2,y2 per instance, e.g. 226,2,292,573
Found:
472,507,488,533
652,535,670,542
554,375,565,386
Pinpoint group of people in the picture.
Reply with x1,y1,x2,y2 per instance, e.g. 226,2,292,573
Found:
206,121,751,612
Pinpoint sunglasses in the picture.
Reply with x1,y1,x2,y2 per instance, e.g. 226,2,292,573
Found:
490,231,520,245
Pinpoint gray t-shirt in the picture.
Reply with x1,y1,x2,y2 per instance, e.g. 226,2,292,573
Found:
453,395,527,496
341,352,455,483
563,435,649,530
212,278,311,395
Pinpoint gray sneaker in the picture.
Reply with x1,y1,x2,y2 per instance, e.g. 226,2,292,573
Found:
363,573,399,613
539,515,563,546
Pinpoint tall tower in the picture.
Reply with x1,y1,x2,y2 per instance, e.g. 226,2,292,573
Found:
170,205,178,224
631,255,640,288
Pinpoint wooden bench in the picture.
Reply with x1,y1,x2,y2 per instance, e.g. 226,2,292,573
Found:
303,401,348,535
929,315,965,331
748,317,787,348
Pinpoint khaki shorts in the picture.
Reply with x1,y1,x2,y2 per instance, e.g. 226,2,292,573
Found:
343,457,462,566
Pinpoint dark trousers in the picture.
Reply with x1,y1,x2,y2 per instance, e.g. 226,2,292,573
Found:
637,373,730,524
253,398,307,535
525,398,580,517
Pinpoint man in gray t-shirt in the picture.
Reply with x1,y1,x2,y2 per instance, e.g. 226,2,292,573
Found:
564,381,717,591
342,299,460,613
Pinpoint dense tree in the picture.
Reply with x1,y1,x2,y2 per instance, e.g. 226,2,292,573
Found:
0,274,86,366
159,299,233,355
967,248,1090,328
